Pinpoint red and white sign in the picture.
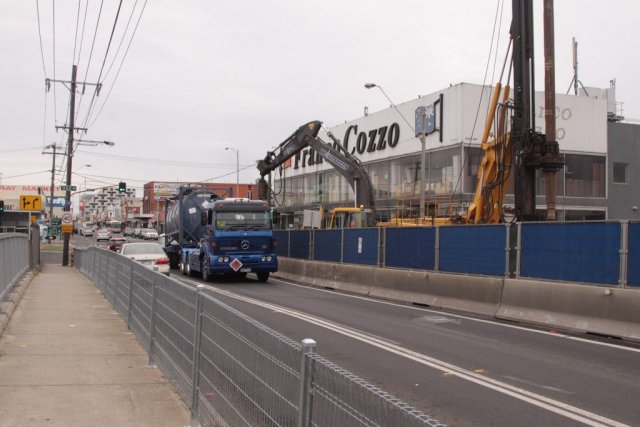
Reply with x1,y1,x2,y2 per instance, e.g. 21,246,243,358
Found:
229,258,243,272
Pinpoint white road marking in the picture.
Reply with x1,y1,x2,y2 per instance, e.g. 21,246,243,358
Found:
271,276,640,354
178,276,630,427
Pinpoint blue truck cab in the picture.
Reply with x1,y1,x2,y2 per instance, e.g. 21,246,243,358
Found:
179,198,277,282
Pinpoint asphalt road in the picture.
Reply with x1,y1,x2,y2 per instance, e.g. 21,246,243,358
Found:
172,272,640,427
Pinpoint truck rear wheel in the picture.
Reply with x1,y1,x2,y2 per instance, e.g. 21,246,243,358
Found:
257,272,269,282
168,252,179,270
201,263,211,282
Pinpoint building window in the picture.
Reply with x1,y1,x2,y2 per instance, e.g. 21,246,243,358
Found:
564,154,606,198
613,163,628,184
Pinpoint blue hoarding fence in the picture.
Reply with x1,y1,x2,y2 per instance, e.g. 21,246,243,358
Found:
274,221,640,288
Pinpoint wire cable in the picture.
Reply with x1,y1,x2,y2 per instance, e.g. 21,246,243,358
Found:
35,0,48,78
76,150,240,168
72,0,81,64
447,0,507,215
52,0,58,124
81,0,123,127
75,0,104,123
76,0,89,71
1,170,52,180
101,0,138,83
87,0,148,128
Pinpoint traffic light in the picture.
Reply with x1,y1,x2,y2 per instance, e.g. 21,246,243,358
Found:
118,182,126,193
0,200,4,212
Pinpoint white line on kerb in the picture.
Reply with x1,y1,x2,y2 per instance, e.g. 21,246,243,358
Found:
182,278,629,427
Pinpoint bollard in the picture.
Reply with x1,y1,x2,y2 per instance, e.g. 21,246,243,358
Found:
297,338,317,427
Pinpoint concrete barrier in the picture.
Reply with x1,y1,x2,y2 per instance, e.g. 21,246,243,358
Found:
497,278,640,342
277,258,374,295
276,258,503,317
370,268,503,317
276,258,640,342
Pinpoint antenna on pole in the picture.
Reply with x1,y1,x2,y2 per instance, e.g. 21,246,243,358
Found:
572,37,578,95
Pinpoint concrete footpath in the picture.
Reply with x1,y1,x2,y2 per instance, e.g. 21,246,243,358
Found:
0,262,190,427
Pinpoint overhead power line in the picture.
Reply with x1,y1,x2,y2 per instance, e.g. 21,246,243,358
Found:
76,149,246,169
87,0,148,128
81,0,123,127
35,0,48,78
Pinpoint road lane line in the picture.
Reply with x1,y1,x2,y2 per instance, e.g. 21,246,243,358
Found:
271,277,640,354
181,278,629,427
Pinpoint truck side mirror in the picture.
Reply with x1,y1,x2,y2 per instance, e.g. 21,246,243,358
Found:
200,211,207,226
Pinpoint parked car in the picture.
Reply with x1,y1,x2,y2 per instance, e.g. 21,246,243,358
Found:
96,229,111,242
123,227,135,237
119,242,170,275
108,236,128,252
142,228,159,240
81,227,94,237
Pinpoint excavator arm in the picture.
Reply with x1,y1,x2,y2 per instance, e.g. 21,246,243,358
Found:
258,121,376,211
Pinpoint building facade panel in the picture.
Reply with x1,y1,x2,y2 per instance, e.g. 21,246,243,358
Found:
270,83,618,226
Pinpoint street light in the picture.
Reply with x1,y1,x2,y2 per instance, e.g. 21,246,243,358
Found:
225,147,240,197
364,83,415,131
76,139,116,147
365,82,427,220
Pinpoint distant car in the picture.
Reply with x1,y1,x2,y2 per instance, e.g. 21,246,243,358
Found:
120,242,170,275
123,227,135,237
96,229,111,242
108,236,128,252
81,227,94,237
142,228,159,240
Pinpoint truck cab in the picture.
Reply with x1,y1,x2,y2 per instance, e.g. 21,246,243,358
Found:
181,198,277,282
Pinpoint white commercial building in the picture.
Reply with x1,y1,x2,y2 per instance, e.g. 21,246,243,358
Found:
271,82,620,228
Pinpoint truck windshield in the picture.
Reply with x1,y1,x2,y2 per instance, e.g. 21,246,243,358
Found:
215,211,271,230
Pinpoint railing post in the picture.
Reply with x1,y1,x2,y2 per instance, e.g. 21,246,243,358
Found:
515,223,523,279
378,227,384,268
148,274,158,367
619,220,629,288
190,285,205,427
504,223,511,278
434,226,440,271
127,264,134,328
297,338,316,427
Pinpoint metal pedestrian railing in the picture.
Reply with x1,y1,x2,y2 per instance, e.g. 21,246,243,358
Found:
0,233,32,302
74,246,444,427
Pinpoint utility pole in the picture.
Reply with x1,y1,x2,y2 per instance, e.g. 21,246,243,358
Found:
49,145,57,243
62,65,78,266
47,65,101,266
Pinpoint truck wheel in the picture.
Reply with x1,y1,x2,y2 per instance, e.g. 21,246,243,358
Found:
169,253,179,270
201,263,211,282
257,272,269,282
187,262,195,277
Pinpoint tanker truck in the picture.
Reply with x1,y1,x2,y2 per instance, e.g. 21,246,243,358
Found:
163,186,277,282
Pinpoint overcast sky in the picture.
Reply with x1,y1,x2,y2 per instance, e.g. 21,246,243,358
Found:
2,0,639,193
